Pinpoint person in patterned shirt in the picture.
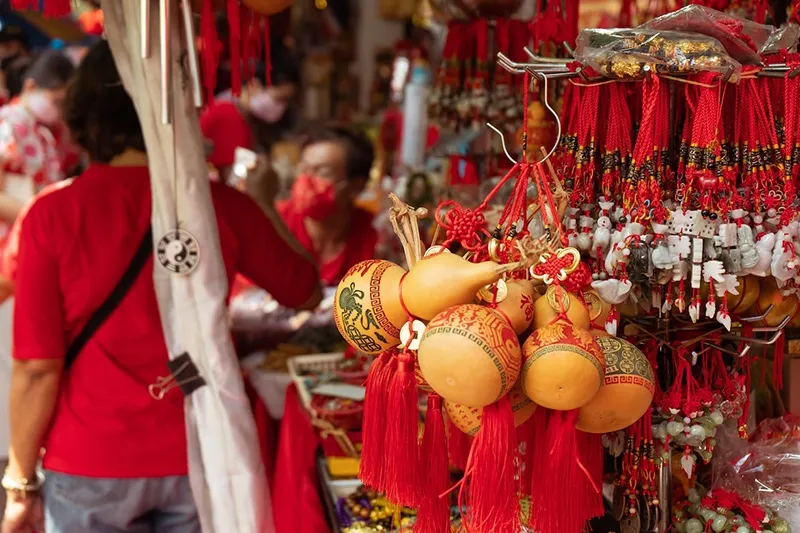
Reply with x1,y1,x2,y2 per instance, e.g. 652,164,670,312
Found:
0,49,77,227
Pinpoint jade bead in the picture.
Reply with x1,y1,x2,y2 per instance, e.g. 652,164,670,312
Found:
699,508,717,522
675,520,687,533
735,527,751,533
711,515,728,532
688,489,701,504
762,530,774,533
686,518,704,533
667,421,684,436
688,504,700,514
710,410,724,425
771,518,790,533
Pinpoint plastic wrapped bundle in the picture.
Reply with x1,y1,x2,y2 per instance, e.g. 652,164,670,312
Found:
712,417,800,528
639,5,772,65
574,28,741,80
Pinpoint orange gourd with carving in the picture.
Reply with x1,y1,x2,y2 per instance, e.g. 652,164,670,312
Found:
576,337,655,433
521,322,605,410
493,279,536,335
446,385,536,436
531,288,590,330
334,260,407,354
417,305,521,408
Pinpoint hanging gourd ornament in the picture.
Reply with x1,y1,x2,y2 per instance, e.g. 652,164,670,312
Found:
748,277,799,327
530,248,591,330
242,0,294,14
417,304,522,408
446,385,536,436
401,252,519,321
583,288,612,337
334,260,407,354
487,279,536,335
576,336,655,433
521,322,605,410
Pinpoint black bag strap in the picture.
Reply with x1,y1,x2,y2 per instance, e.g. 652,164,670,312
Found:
64,227,153,370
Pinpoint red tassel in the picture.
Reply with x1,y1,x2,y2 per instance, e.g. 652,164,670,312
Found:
446,417,471,472
11,0,37,12
200,0,219,105
415,394,450,533
42,0,71,18
462,396,520,533
531,410,602,533
526,407,549,519
576,431,605,521
263,15,272,86
227,0,242,96
384,350,420,507
774,330,785,390
358,350,396,492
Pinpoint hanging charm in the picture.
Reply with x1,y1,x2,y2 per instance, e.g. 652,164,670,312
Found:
157,229,200,275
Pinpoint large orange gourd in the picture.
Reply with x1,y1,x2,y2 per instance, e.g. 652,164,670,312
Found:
521,322,605,410
417,304,521,408
531,286,590,330
493,279,536,335
446,386,536,436
334,260,407,354
576,337,655,433
401,253,509,320
242,0,294,14
748,277,799,327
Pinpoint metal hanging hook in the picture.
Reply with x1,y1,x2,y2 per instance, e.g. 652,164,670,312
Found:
486,122,516,165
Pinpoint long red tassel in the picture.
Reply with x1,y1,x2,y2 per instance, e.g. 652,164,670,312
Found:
773,330,785,391
526,407,549,521
415,394,450,533
42,0,71,17
384,350,420,507
531,409,601,533
200,0,219,104
358,350,396,491
576,431,605,521
463,396,520,533
10,0,36,12
447,417,471,472
226,0,242,96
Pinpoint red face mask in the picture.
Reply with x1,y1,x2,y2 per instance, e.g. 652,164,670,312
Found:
290,174,340,221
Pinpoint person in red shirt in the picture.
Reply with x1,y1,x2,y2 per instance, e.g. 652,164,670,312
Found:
1,40,320,533
279,124,378,286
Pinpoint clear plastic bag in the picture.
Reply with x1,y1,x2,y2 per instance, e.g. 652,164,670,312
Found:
712,416,800,527
574,28,741,79
761,25,800,55
639,5,772,65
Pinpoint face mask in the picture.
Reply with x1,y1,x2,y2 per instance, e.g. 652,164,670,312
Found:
248,90,288,124
291,174,341,221
26,91,60,125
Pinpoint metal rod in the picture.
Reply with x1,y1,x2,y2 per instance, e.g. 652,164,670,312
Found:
180,0,203,108
486,122,516,164
141,0,150,59
160,0,172,125
523,46,572,63
657,455,672,533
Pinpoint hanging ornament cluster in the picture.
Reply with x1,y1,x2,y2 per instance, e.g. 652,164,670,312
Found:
333,62,659,532
429,18,530,133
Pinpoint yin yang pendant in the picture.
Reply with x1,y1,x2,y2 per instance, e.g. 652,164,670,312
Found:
156,229,200,275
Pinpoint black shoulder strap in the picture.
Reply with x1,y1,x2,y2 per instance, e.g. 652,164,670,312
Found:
64,227,154,370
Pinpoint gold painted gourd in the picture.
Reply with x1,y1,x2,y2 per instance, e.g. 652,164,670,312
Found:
417,304,521,408
401,253,508,321
242,0,294,14
748,277,799,327
446,385,536,436
521,322,605,410
531,286,590,330
334,260,407,354
576,337,655,434
493,279,536,335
